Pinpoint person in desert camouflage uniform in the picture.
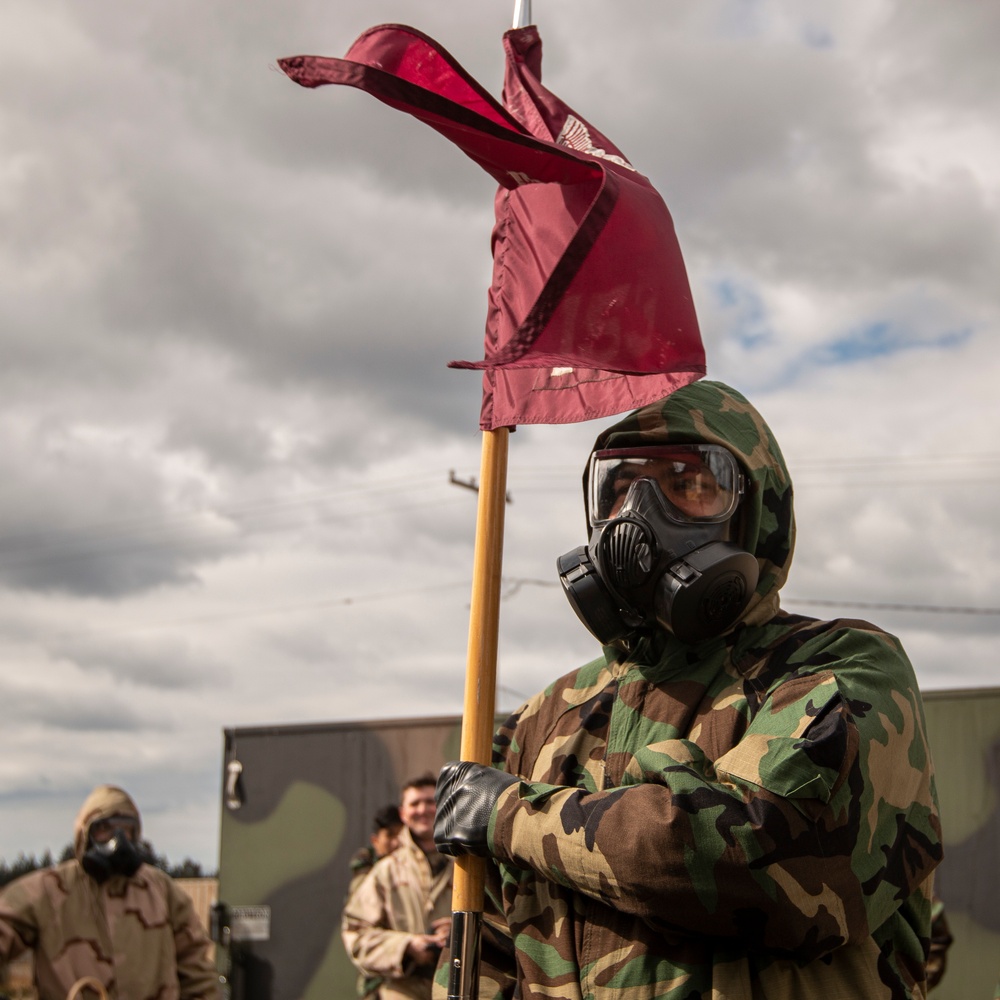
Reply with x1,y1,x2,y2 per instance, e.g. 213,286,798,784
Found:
343,775,453,1000
434,380,942,1000
347,804,404,901
0,784,218,1000
346,804,404,999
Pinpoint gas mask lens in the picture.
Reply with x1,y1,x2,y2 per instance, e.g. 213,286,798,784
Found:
89,815,138,846
589,445,743,527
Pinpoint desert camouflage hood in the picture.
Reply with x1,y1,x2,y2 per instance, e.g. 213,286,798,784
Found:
2,783,218,1000
73,784,142,861
586,379,794,631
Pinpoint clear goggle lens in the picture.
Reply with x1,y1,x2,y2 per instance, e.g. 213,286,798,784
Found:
89,815,138,844
589,444,744,526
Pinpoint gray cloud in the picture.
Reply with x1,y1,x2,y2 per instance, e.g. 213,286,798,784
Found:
0,0,996,867
0,681,150,732
49,633,233,691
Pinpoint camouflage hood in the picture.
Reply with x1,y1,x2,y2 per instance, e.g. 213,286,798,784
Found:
586,380,794,632
73,784,142,861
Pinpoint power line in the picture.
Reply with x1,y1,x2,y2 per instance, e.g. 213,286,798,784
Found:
0,481,472,574
2,450,996,575
0,472,450,554
42,579,474,641
514,452,1000,475
792,453,1000,469
5,577,995,650
499,578,1000,616
0,453,996,591
784,598,1000,616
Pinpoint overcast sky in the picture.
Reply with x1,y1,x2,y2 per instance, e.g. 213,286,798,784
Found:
2,0,998,868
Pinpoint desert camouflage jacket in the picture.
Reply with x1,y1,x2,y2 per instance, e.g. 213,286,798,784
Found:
445,382,942,1000
0,785,218,1000
343,827,453,1000
348,844,379,900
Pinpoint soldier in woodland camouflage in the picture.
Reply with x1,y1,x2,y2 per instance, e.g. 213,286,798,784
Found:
0,784,218,1000
924,897,952,991
434,380,942,999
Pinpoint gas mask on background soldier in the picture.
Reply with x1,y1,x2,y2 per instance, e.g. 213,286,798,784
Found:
81,815,143,882
558,444,759,645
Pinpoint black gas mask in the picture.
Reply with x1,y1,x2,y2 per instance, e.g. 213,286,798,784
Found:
81,815,143,882
558,444,759,645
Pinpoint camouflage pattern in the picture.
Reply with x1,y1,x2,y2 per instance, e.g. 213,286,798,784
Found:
440,381,942,1000
208,703,1000,999
921,687,1000,999
348,846,379,901
924,898,952,991
346,846,383,998
341,827,452,1000
0,784,218,1000
216,716,465,999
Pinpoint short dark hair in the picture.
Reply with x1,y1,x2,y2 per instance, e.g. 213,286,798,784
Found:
373,804,402,832
401,772,437,796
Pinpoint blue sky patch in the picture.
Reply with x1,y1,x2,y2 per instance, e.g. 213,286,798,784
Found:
814,322,972,366
711,276,774,349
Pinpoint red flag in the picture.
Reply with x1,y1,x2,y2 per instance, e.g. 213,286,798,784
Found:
279,25,705,430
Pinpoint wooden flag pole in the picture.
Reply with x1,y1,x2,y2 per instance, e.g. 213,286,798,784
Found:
447,426,509,1000
448,13,526,999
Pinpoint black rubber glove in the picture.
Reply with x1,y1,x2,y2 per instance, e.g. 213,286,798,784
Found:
434,760,519,857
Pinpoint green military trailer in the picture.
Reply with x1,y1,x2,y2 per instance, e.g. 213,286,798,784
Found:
214,690,1000,1000
922,687,1000,1000
214,714,464,1000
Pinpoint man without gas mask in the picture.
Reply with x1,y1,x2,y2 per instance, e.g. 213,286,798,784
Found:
0,784,218,1000
434,381,942,1000
343,775,453,1000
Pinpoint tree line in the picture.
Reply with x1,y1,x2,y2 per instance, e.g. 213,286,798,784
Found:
0,845,216,887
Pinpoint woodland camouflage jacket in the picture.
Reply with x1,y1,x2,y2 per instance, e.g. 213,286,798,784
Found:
439,382,942,1000
0,785,218,1000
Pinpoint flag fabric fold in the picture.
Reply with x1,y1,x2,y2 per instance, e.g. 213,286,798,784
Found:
279,24,705,429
